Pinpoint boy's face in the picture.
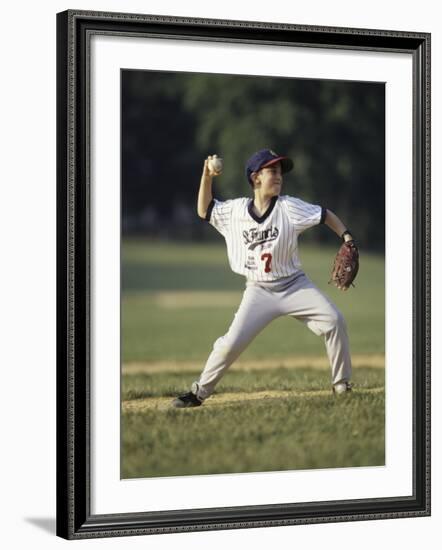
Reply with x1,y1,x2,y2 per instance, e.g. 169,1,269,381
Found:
253,162,283,195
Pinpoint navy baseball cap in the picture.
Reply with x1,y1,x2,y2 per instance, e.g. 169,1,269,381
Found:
245,149,294,185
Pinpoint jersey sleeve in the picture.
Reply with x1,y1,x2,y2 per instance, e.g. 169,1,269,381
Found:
205,198,234,237
283,196,326,232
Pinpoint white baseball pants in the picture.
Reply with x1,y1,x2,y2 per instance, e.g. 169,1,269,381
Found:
195,273,352,400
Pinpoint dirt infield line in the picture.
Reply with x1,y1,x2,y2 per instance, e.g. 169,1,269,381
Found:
123,386,384,412
123,354,384,375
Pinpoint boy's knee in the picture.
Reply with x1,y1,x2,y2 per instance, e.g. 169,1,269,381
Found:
309,307,345,336
325,308,346,332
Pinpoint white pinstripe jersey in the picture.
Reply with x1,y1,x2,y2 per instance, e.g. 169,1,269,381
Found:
206,195,325,282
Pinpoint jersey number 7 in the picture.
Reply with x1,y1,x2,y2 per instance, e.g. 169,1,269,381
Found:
261,253,272,273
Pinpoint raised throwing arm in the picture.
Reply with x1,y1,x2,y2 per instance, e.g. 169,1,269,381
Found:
197,156,222,219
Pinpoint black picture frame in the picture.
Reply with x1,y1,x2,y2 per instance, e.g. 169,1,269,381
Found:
56,9,431,540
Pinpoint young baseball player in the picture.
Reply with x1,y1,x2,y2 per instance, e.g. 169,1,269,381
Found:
172,149,357,408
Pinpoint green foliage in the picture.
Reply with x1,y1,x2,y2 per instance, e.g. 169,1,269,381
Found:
122,71,384,249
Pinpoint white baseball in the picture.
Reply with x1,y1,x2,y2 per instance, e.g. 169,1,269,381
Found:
208,156,223,174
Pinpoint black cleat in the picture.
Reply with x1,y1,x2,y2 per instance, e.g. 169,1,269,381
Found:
171,387,203,408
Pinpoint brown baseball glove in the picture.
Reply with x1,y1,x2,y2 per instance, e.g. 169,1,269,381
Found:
329,240,359,290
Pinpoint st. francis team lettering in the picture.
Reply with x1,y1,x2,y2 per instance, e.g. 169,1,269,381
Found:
243,225,279,250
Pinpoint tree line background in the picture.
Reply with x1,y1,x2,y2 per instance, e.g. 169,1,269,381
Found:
122,70,385,250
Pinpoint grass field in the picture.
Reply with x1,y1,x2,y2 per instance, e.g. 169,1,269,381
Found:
121,238,385,479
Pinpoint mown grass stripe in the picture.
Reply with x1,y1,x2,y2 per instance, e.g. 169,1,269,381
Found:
122,386,384,412
122,354,385,374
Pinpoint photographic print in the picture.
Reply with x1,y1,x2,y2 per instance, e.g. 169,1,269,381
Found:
57,10,430,539
120,71,386,479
